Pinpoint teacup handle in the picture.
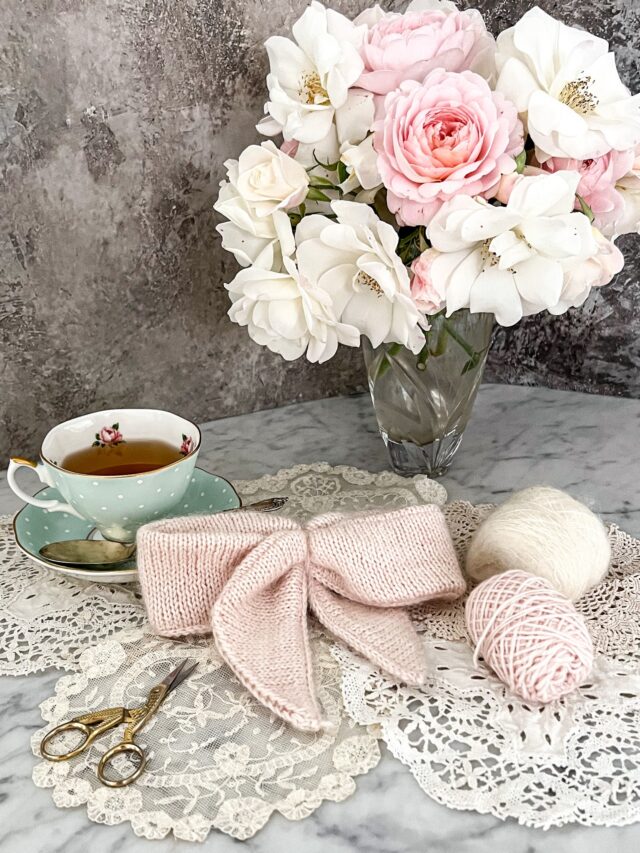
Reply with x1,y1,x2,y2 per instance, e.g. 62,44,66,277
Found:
8,458,83,517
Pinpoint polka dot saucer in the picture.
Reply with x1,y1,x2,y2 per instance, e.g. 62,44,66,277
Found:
12,467,240,583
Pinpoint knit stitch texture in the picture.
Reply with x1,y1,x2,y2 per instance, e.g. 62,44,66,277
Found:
137,504,465,731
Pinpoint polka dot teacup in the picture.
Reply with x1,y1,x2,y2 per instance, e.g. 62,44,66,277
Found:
8,408,201,542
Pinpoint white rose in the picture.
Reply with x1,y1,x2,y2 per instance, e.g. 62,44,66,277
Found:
214,156,295,271
340,136,381,197
235,141,309,218
614,153,640,236
295,202,426,352
225,254,359,364
335,90,381,197
553,227,624,313
426,171,598,326
496,7,640,161
258,1,365,144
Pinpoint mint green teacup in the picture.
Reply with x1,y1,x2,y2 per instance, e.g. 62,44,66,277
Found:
8,408,201,542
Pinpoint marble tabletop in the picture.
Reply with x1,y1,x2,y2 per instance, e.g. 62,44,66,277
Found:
1,383,639,852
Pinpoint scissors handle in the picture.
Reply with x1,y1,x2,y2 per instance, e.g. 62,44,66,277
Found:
40,707,125,762
97,741,147,788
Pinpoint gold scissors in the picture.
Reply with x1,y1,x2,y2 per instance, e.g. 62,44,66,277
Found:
40,658,197,788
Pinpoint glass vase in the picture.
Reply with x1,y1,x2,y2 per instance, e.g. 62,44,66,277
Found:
362,310,494,478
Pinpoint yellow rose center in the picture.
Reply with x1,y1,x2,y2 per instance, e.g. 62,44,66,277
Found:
299,72,329,106
355,270,383,297
558,76,599,115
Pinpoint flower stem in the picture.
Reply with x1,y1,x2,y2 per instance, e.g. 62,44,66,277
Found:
442,318,476,360
374,342,403,380
443,317,492,375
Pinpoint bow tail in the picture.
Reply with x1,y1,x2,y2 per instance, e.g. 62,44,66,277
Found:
309,580,427,686
212,545,324,732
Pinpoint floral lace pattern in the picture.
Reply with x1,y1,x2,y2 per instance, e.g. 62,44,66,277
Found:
337,500,640,829
235,462,447,518
1,464,445,677
32,630,380,841
0,515,145,675
12,464,443,841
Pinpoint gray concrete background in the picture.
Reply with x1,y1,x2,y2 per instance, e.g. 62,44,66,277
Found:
2,0,639,463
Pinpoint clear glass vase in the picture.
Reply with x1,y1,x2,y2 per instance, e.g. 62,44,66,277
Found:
362,310,494,478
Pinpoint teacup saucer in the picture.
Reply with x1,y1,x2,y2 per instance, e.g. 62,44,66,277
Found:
13,467,240,583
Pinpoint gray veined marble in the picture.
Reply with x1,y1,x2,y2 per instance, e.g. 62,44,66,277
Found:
1,384,640,851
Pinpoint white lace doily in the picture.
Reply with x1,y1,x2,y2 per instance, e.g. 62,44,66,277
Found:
12,463,444,842
0,515,145,676
31,628,381,841
336,501,640,830
1,463,445,676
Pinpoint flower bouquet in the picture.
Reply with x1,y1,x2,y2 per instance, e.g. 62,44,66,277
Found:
214,0,640,476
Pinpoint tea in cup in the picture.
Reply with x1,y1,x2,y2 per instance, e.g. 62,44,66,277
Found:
8,408,201,542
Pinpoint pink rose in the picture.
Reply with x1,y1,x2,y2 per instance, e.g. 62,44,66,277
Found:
99,426,123,445
358,8,495,96
542,150,635,234
375,69,523,226
410,249,446,315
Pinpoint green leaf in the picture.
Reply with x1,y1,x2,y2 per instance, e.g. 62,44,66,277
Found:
298,203,306,217
306,187,332,203
337,160,348,184
95,433,100,440
312,151,338,171
182,433,187,441
515,150,527,174
92,440,101,447
372,190,396,227
396,225,426,265
112,422,119,430
308,175,335,188
576,193,595,223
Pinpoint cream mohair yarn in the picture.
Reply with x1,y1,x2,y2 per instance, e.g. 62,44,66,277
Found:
465,486,611,601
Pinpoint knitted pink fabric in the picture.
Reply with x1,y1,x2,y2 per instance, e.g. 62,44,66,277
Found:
137,504,465,731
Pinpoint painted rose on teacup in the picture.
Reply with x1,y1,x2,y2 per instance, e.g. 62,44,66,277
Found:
95,424,124,447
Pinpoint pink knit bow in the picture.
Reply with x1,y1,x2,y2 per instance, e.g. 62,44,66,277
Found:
137,504,464,731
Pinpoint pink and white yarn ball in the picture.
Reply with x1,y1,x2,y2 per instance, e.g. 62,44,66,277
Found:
465,570,594,704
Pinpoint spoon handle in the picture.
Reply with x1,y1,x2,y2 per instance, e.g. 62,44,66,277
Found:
236,497,288,513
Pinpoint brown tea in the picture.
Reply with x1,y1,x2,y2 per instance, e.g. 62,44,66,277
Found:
61,439,184,476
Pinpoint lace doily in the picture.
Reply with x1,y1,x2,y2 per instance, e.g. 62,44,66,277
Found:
0,515,145,676
15,463,444,842
1,463,445,676
32,629,380,841
336,501,640,830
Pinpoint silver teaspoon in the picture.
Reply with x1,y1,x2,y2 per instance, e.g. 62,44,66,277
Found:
39,496,289,568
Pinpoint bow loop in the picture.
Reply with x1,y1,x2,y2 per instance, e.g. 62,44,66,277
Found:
138,503,465,732
307,505,465,607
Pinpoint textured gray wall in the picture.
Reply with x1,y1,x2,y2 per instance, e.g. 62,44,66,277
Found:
1,0,639,462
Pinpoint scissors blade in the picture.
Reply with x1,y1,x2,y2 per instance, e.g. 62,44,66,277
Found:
160,658,198,695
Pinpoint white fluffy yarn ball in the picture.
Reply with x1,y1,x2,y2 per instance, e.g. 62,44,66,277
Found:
466,486,611,601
